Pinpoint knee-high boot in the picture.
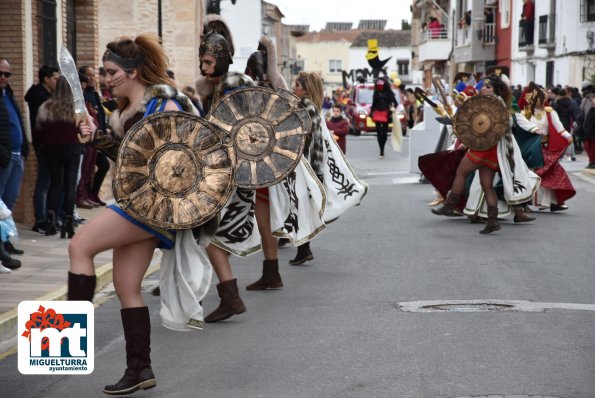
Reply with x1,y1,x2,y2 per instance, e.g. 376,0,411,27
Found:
246,260,283,290
205,279,246,323
67,272,97,301
431,191,463,216
479,206,501,234
103,307,156,395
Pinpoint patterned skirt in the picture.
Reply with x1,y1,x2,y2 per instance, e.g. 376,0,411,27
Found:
534,145,576,205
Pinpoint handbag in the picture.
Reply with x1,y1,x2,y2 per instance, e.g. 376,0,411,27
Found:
372,109,389,123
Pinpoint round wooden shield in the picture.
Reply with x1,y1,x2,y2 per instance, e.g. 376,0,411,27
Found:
206,86,309,189
453,95,509,151
113,111,236,230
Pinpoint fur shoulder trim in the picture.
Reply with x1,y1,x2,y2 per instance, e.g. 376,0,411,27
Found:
142,84,198,115
212,72,255,104
260,35,288,90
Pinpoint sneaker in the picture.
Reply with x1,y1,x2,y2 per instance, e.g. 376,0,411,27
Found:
0,265,11,274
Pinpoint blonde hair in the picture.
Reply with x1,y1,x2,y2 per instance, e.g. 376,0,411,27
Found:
105,33,175,110
297,72,324,111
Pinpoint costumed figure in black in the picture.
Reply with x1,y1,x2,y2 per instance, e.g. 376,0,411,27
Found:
370,77,398,158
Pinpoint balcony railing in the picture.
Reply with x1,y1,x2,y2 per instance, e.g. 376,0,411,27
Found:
518,19,535,50
482,22,495,44
538,14,555,48
421,28,449,41
456,26,471,47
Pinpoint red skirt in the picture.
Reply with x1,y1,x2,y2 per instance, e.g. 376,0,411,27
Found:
418,148,467,209
466,146,499,171
535,145,576,205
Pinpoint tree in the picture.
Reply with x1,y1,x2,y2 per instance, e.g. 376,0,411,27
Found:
401,20,411,30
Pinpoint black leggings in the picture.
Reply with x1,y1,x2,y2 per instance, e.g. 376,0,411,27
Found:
45,146,82,217
375,122,389,155
91,151,110,197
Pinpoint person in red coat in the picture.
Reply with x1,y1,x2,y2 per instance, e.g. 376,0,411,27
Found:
326,104,349,153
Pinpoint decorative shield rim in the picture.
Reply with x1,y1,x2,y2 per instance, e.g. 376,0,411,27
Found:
113,111,236,230
206,86,309,189
453,95,509,151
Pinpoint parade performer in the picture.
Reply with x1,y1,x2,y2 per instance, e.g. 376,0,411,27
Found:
464,74,542,223
195,17,325,321
288,71,368,264
431,74,540,234
68,34,205,395
523,84,576,210
193,15,249,322
370,76,398,159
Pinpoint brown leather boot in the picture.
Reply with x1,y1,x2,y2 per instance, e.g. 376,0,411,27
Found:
431,191,463,216
103,307,156,395
479,206,501,234
513,207,536,223
468,212,485,224
246,260,283,290
205,279,246,323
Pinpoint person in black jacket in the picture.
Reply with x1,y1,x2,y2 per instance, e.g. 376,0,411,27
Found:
584,96,595,168
370,77,398,158
554,87,576,161
25,65,59,233
0,58,29,257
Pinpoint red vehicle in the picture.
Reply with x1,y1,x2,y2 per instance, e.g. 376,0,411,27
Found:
345,82,406,135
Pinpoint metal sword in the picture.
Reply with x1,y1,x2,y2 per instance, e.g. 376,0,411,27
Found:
58,45,91,143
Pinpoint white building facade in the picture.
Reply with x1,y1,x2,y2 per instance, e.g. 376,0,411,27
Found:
511,0,595,87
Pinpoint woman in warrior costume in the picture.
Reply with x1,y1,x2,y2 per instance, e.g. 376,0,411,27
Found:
70,34,199,395
289,72,325,265
432,74,537,234
523,84,576,210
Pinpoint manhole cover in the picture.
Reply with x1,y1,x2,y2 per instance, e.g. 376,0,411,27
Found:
450,395,562,398
420,303,515,312
399,300,595,313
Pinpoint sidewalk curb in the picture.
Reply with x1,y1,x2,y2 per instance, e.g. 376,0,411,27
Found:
0,260,161,360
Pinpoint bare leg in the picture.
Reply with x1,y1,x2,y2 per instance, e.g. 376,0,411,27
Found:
69,208,161,276
451,156,481,195
206,244,234,283
112,238,159,309
478,167,497,208
255,197,277,261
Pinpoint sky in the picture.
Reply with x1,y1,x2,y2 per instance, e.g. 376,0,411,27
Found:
265,0,412,31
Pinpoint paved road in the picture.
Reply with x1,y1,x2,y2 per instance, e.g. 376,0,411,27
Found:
1,135,594,398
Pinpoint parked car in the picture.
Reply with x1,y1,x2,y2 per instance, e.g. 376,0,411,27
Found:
345,82,406,135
